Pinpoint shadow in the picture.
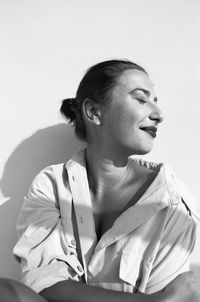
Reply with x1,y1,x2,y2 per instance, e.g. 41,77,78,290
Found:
191,265,200,290
0,123,82,279
0,125,200,291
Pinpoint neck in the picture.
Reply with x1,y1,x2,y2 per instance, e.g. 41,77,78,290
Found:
85,145,133,199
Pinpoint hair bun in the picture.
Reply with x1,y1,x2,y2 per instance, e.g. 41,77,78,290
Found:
60,98,77,124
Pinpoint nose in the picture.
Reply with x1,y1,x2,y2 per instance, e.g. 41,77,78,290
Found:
149,103,164,124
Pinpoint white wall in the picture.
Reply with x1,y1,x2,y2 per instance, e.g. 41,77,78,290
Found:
0,0,199,279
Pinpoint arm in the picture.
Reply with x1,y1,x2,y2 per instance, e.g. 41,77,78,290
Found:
13,165,84,293
40,272,200,302
40,279,160,302
162,271,200,302
143,193,198,293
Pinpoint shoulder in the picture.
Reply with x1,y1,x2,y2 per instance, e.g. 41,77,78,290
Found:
161,163,200,221
27,163,70,200
129,156,200,221
31,163,68,186
26,147,86,200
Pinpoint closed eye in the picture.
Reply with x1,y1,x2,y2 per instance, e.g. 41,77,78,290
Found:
136,98,147,104
129,88,158,104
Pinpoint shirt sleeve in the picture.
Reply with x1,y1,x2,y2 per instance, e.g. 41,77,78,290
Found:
13,166,84,293
143,177,199,294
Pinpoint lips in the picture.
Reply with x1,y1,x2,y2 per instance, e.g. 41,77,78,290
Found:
140,126,157,138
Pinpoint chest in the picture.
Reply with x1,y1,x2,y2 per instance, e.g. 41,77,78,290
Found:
91,170,158,241
87,208,167,294
93,210,119,241
91,186,146,240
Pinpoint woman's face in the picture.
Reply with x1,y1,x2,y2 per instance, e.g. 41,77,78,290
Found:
101,69,164,156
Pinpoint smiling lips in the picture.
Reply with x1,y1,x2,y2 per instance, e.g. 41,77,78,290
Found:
140,126,157,138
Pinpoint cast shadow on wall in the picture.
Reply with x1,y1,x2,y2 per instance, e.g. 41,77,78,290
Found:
1,123,200,288
0,123,82,280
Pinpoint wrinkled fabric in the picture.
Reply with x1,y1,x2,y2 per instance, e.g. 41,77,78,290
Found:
13,148,200,294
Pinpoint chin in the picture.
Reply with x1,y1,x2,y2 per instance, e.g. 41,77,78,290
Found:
135,150,152,156
131,144,153,156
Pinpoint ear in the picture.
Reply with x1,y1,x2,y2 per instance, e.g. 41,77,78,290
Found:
82,98,102,125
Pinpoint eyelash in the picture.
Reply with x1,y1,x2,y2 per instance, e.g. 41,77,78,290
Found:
136,98,158,105
136,98,147,104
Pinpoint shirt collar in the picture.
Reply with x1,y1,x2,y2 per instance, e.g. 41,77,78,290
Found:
95,163,170,252
65,148,172,252
65,148,97,278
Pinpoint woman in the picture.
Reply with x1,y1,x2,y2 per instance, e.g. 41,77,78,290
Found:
0,59,199,301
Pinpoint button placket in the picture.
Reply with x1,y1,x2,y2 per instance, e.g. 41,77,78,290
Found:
71,239,76,247
77,265,82,272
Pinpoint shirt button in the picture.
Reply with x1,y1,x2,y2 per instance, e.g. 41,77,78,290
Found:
174,192,180,199
71,239,76,246
77,265,82,272
156,201,163,209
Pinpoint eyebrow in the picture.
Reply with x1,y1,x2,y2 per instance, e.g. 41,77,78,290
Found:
129,88,158,103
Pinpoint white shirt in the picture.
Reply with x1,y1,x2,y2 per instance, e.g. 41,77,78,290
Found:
13,148,200,294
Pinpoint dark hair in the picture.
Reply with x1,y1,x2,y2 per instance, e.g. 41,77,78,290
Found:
60,59,147,141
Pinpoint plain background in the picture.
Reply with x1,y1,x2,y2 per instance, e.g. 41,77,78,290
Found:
0,0,199,280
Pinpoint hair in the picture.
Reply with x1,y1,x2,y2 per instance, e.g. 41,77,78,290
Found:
60,59,147,141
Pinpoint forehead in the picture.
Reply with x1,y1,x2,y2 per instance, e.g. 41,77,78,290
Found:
117,69,154,92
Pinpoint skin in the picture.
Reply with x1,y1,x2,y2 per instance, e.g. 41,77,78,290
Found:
83,69,164,201
0,272,200,302
1,69,199,302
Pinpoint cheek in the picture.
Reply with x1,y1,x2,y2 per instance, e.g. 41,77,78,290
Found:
111,113,139,139
104,102,146,136
117,107,141,130
112,110,133,132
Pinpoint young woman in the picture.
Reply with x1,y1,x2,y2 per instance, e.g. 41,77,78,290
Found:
1,59,199,302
